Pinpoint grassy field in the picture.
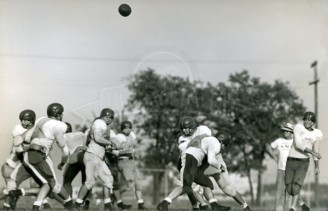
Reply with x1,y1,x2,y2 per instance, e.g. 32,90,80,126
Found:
10,195,328,211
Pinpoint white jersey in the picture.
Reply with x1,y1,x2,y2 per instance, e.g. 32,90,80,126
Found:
178,136,190,153
183,125,212,166
201,136,222,156
64,132,87,155
6,124,27,168
11,124,27,154
271,138,293,170
30,117,67,156
289,122,323,160
116,132,136,151
87,119,116,159
190,136,222,167
178,125,212,152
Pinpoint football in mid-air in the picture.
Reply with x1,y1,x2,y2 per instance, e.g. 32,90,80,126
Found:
118,4,132,17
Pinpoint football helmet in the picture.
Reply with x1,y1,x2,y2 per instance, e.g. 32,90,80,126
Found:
303,111,316,123
121,121,132,131
179,116,197,136
216,131,231,147
100,108,114,119
65,122,72,133
19,109,36,124
47,103,64,118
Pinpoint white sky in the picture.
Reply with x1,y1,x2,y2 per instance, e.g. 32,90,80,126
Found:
0,0,327,187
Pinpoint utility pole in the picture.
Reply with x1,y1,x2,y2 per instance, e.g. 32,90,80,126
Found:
309,60,319,207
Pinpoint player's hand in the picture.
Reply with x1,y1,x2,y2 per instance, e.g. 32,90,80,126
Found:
133,152,140,160
57,163,65,170
220,165,226,173
315,167,320,175
112,150,120,156
312,152,321,159
76,146,88,152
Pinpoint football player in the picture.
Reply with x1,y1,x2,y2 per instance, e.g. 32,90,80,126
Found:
285,112,322,211
267,123,308,211
19,103,73,210
75,108,123,211
60,122,92,209
191,131,251,211
180,116,251,210
2,109,44,209
157,116,230,211
103,119,132,210
113,121,146,210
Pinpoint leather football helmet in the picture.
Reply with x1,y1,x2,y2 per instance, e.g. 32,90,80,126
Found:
121,121,132,131
216,131,231,147
65,122,72,133
179,116,197,136
100,108,114,119
47,103,64,118
19,109,36,124
303,111,316,123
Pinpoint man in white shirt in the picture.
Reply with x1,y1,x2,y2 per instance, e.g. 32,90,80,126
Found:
75,108,123,211
268,123,306,211
60,122,93,209
114,121,146,210
17,103,73,210
2,109,42,209
285,112,322,211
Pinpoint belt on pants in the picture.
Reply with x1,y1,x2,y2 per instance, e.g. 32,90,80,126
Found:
118,156,133,160
29,144,46,154
287,157,309,161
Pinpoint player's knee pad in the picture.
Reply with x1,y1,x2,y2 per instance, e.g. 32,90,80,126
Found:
103,177,114,190
52,183,62,194
192,184,203,193
104,182,113,190
85,179,96,190
290,183,301,196
221,185,236,197
6,179,17,192
286,184,292,195
135,180,143,191
125,180,134,192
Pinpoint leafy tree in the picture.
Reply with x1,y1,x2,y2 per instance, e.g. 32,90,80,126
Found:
206,71,306,204
125,69,306,205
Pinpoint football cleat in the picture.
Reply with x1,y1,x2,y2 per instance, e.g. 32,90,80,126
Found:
156,200,169,210
104,202,115,211
301,204,310,211
117,201,132,210
138,202,146,210
244,206,251,211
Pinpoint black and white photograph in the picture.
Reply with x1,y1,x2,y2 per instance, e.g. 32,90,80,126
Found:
0,1,327,210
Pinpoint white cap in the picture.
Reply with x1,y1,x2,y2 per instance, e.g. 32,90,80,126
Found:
281,123,293,132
